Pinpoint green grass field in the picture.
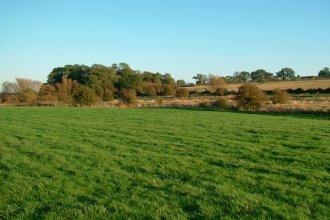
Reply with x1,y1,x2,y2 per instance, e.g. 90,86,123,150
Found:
1,107,330,219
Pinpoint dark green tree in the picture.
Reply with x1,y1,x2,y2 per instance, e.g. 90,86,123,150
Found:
192,74,207,85
116,67,143,92
276,68,296,80
251,69,273,83
47,67,68,84
318,67,330,78
176,79,186,87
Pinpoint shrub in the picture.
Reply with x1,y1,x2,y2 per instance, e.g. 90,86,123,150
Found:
189,90,199,96
199,101,211,108
293,88,304,94
271,88,290,104
214,87,227,96
103,89,114,102
161,85,175,96
287,89,294,94
235,83,267,110
212,97,230,109
72,83,97,106
18,89,38,103
157,98,163,106
175,88,189,98
201,89,211,95
121,89,138,106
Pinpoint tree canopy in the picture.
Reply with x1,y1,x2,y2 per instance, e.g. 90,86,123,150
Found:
318,67,330,78
276,68,296,80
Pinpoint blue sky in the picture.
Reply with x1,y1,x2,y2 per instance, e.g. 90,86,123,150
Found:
1,0,329,88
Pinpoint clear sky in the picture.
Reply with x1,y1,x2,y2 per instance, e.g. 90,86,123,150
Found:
1,0,329,89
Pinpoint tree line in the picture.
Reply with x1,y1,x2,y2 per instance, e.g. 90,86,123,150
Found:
1,63,329,106
192,67,330,85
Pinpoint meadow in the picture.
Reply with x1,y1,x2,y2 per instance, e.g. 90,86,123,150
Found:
0,107,330,219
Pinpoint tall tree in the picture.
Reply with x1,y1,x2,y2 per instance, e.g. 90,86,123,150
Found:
47,67,69,84
318,67,330,78
251,69,273,83
192,74,207,85
1,81,16,94
276,68,296,80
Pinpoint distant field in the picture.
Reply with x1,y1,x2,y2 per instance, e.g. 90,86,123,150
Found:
188,79,330,92
1,107,330,219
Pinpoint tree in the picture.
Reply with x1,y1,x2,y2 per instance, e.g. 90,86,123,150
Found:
251,69,273,83
1,78,42,103
176,79,186,87
233,71,251,82
1,81,16,94
47,67,68,84
235,83,267,110
39,84,58,101
116,68,143,92
318,67,330,78
208,74,226,91
276,68,296,80
192,74,207,85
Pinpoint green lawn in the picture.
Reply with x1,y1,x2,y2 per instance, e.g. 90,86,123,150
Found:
0,107,329,219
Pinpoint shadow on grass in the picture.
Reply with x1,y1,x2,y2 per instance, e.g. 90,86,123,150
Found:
169,107,330,120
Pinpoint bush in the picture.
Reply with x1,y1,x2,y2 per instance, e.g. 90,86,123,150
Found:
287,89,294,94
214,87,227,96
72,84,97,106
189,90,199,96
271,88,290,104
235,83,267,110
212,97,230,109
121,89,138,106
201,89,211,95
324,87,330,93
199,101,211,108
161,85,175,96
103,89,114,102
175,88,189,98
293,88,304,94
18,89,38,103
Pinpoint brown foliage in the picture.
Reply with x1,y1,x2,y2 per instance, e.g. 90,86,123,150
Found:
103,89,114,101
120,89,138,106
235,83,267,110
72,82,97,106
175,88,189,98
209,75,226,92
39,84,58,101
215,87,227,96
143,82,159,96
271,88,290,104
212,97,230,109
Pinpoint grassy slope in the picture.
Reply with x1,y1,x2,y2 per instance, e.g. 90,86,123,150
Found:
187,79,330,92
0,107,330,219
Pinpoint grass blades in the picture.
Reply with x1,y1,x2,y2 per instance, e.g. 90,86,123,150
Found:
0,107,330,219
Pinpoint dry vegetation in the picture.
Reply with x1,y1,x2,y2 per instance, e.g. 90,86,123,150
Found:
186,79,330,92
1,79,330,113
